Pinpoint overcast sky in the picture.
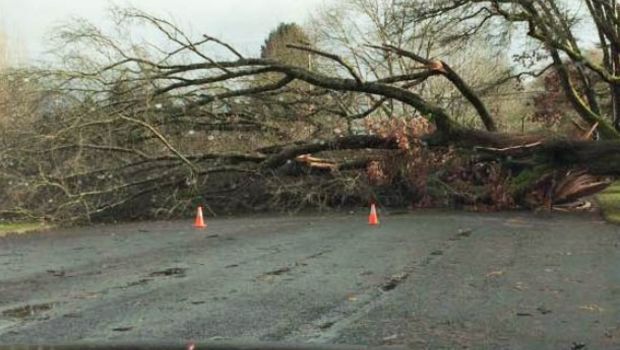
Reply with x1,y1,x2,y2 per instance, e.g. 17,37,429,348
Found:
0,0,600,69
0,0,326,63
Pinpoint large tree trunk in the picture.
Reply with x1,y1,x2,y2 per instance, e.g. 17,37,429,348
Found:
611,44,620,131
263,127,620,177
470,134,620,175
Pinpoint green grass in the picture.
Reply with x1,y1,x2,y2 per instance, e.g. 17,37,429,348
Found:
596,181,620,224
0,222,50,237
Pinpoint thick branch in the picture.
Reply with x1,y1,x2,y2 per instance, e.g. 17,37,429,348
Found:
287,44,363,84
370,44,497,131
262,135,399,169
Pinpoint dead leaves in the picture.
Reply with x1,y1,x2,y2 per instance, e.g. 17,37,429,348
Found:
346,293,358,302
485,270,504,278
579,304,605,313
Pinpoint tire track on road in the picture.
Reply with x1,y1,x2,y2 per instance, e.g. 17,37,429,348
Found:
282,227,475,344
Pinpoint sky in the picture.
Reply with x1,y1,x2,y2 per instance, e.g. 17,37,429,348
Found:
0,0,600,69
0,0,326,63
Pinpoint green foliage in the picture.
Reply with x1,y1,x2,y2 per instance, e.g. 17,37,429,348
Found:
509,165,550,197
0,222,49,237
596,181,620,224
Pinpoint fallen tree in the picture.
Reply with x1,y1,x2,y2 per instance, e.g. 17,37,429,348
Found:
2,3,620,223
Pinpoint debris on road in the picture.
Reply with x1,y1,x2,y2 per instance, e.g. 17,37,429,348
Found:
570,342,587,350
450,228,473,241
318,321,335,329
380,272,409,291
537,306,552,315
457,228,473,237
46,269,67,277
516,312,533,317
579,304,605,313
111,326,133,332
264,266,291,276
486,270,505,278
2,303,54,319
383,334,399,343
149,267,188,278
121,279,152,288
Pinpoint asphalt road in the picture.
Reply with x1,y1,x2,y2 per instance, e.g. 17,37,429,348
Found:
0,211,619,349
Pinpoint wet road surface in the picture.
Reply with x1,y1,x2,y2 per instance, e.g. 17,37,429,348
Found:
0,211,619,349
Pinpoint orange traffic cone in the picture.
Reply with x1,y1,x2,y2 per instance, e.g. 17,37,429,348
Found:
369,203,379,225
194,206,207,229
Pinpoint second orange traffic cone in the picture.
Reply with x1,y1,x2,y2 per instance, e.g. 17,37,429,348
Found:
194,206,207,229
368,203,379,225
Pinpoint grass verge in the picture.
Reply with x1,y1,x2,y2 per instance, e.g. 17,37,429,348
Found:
596,181,620,224
0,222,50,237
